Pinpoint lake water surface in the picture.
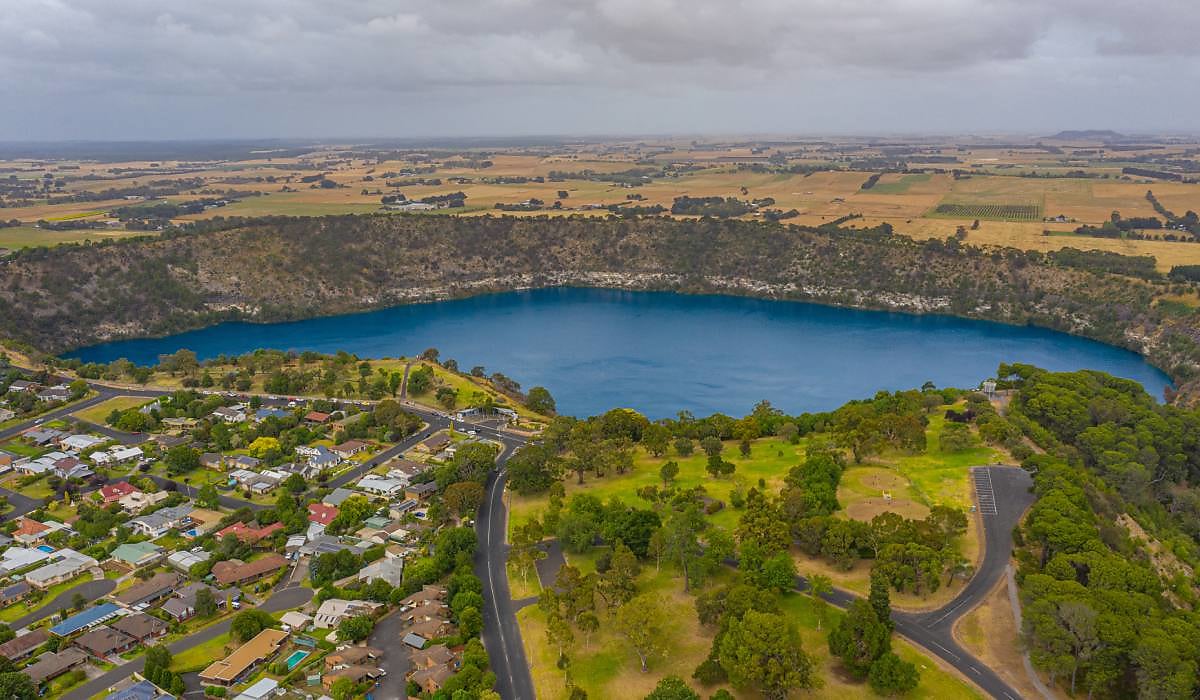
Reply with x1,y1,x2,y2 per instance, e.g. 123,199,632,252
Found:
68,288,1172,418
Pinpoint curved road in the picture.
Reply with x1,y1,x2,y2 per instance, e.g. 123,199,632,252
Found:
9,579,117,630
793,465,1036,700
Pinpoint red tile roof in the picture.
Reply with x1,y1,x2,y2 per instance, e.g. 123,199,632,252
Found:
99,482,139,503
216,521,284,543
13,518,49,538
307,503,339,526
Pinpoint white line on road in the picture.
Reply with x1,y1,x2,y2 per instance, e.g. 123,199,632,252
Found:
930,641,961,662
486,467,516,696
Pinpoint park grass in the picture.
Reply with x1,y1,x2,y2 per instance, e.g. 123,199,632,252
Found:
517,564,980,699
509,436,809,536
71,395,152,424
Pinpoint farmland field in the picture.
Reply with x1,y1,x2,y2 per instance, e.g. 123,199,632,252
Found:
929,201,1042,221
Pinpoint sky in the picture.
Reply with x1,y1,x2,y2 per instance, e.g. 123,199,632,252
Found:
3,0,1199,141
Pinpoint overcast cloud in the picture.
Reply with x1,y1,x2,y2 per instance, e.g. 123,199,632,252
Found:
3,0,1199,140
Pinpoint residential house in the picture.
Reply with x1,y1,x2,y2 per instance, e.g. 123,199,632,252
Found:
211,406,246,423
150,434,189,450
0,628,48,661
24,428,66,446
180,508,221,538
26,549,98,588
404,481,438,501
24,648,89,685
233,677,279,700
109,613,169,643
298,535,362,558
166,549,210,574
330,440,368,459
307,503,338,529
231,455,261,471
7,379,37,393
303,411,331,425
0,448,16,469
416,433,450,454
385,459,428,486
110,541,164,569
228,468,260,486
408,644,459,673
279,612,311,632
306,446,341,471
103,678,174,700
324,646,381,670
93,446,143,466
356,475,405,497
198,628,289,687
73,626,136,658
99,481,139,505
357,557,404,587
61,434,106,452
278,461,319,480
37,386,72,403
402,632,427,649
312,599,383,629
130,502,194,537
114,572,181,608
322,487,355,507
0,580,31,606
321,665,381,689
211,554,288,587
253,408,289,422
400,585,447,609
12,517,52,544
408,663,456,694
162,582,232,622
52,456,94,480
0,546,50,575
49,602,122,636
200,453,225,470
406,618,457,640
216,521,283,544
119,490,169,513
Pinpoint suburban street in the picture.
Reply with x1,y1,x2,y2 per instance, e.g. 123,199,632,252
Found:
9,578,117,630
60,585,313,700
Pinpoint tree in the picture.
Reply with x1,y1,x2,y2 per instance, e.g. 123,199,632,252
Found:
197,483,220,509
642,424,670,457
644,676,699,700
0,672,38,700
938,422,973,452
330,677,358,700
616,594,668,672
577,611,599,650
230,609,275,642
337,615,375,642
828,600,890,679
718,610,816,700
283,473,306,493
195,587,218,617
869,570,894,633
509,519,547,587
71,592,86,611
868,652,920,695
597,542,639,608
164,445,199,476
807,574,832,630
700,436,723,458
674,437,694,457
526,386,557,415
444,481,486,518
659,461,679,484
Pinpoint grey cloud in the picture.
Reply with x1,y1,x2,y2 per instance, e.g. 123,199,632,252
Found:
1,0,1199,139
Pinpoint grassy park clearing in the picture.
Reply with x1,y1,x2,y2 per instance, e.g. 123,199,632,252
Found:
71,395,151,424
519,564,981,699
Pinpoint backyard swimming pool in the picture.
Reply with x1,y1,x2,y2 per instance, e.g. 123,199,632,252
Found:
285,650,310,670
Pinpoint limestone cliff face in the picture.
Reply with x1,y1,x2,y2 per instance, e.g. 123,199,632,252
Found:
0,214,1195,393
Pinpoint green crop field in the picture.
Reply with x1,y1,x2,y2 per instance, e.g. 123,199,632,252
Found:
930,201,1042,221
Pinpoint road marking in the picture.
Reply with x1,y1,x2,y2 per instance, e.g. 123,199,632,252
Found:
927,599,966,627
972,467,999,516
930,641,961,662
486,467,517,695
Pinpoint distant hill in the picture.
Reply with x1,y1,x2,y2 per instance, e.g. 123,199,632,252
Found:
1044,129,1127,141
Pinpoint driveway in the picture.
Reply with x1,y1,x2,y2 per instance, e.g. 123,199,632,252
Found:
10,578,116,630
367,611,410,700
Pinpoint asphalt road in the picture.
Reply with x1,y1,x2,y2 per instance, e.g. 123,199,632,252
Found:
474,439,537,700
0,486,43,523
367,610,410,700
10,578,117,630
60,585,313,700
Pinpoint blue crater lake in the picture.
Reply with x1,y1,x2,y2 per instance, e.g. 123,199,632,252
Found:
67,288,1172,418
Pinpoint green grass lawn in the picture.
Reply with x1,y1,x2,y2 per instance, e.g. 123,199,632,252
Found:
0,226,145,249
0,574,90,623
0,439,48,458
71,395,152,424
510,436,809,535
172,630,235,672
